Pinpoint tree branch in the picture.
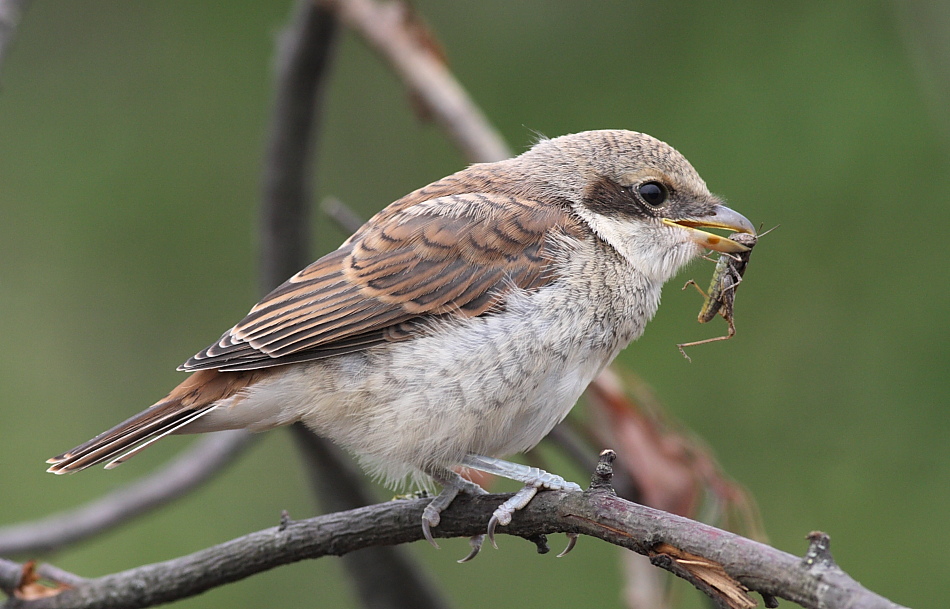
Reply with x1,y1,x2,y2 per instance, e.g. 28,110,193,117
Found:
0,453,906,609
0,431,251,557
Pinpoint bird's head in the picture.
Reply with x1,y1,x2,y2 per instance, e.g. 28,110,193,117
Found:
522,130,755,283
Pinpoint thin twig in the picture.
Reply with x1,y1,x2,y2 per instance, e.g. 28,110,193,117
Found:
0,431,251,557
0,454,907,609
321,0,510,163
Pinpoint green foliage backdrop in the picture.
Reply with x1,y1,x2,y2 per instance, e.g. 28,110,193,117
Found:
1,1,946,608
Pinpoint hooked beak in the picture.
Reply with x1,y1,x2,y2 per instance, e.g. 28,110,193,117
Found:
662,205,756,253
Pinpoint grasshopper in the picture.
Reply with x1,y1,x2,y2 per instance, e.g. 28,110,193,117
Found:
677,229,769,360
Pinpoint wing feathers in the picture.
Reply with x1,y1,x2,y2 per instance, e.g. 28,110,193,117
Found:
180,184,583,372
48,174,584,471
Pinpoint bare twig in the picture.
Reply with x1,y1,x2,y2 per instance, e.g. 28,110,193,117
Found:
0,453,907,609
0,431,251,557
320,0,510,163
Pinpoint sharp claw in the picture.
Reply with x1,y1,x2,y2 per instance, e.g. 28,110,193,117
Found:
457,534,485,563
421,514,440,549
487,515,500,549
557,533,578,558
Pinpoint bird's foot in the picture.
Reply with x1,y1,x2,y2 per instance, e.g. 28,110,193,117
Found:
423,468,487,558
558,533,579,557
456,534,486,563
461,454,581,550
421,497,451,549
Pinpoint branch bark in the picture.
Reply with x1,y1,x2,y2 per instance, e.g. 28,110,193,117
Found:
0,453,906,609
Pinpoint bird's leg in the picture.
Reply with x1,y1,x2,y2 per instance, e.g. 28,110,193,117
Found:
423,467,488,561
461,454,581,550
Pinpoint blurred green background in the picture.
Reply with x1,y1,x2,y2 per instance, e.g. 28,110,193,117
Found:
1,1,947,608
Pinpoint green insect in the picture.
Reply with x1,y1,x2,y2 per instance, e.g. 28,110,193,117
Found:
677,230,764,360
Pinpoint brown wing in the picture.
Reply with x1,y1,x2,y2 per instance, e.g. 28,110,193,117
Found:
180,192,581,372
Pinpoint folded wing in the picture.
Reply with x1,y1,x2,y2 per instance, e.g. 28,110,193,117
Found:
181,192,581,372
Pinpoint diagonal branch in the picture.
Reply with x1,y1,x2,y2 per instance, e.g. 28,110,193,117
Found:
0,453,906,609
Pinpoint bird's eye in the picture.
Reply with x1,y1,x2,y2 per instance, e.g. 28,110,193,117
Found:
637,181,669,207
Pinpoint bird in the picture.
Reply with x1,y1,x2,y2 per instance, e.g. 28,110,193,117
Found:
47,129,754,557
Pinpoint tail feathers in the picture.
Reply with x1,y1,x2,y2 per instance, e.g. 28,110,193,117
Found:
46,402,217,474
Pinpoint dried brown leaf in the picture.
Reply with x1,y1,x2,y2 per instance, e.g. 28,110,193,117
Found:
13,561,72,600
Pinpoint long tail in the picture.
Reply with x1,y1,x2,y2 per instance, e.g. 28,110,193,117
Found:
45,402,218,474
46,369,259,474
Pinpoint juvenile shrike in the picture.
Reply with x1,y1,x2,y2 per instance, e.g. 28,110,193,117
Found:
48,130,755,555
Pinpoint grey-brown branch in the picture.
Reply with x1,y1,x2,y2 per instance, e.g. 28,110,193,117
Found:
0,452,907,609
